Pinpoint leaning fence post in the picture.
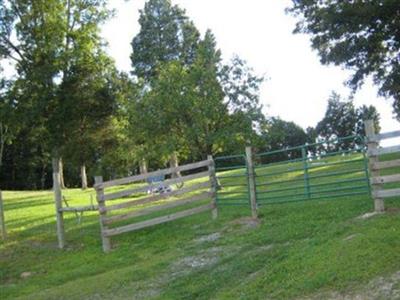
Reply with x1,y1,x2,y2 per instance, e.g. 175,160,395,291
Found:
364,120,385,212
52,158,65,249
0,189,7,239
245,147,258,219
95,176,111,252
207,155,218,220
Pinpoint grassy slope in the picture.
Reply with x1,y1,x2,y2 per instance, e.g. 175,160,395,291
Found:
1,153,400,299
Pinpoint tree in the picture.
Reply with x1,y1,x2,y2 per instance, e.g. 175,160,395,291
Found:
0,0,115,189
315,92,380,152
129,1,266,164
131,0,199,81
355,104,380,137
289,1,400,120
260,117,307,162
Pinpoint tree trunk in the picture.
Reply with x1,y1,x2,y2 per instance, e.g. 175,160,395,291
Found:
81,164,88,190
169,152,181,177
59,158,66,189
139,158,148,174
0,123,8,172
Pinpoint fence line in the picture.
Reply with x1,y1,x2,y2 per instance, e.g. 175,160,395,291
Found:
94,158,217,252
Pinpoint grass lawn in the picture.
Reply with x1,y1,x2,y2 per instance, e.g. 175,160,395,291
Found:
1,152,400,299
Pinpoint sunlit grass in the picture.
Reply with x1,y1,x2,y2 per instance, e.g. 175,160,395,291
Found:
0,152,399,299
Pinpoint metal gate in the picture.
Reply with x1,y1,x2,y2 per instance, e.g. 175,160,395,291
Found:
215,135,371,207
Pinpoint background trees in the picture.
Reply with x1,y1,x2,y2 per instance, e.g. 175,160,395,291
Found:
129,0,265,168
0,0,386,189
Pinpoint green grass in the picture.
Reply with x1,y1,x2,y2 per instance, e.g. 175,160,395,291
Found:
1,153,400,299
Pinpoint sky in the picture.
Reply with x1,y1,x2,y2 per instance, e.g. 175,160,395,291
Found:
101,0,399,144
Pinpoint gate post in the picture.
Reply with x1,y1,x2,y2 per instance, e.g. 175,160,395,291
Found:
95,176,111,252
207,155,218,220
245,147,258,219
364,120,384,212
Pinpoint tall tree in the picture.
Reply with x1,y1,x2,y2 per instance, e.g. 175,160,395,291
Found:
0,0,115,188
131,0,199,81
315,92,380,151
289,1,400,120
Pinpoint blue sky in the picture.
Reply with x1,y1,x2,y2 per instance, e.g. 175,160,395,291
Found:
102,0,399,140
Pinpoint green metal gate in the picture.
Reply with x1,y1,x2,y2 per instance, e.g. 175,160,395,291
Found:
215,135,371,207
254,135,370,205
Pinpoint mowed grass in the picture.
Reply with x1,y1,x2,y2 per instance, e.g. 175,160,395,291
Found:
1,152,400,299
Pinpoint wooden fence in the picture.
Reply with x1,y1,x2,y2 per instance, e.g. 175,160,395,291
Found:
94,157,218,252
53,158,98,249
365,120,400,212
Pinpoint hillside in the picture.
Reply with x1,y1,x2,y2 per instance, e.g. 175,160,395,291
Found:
0,153,400,299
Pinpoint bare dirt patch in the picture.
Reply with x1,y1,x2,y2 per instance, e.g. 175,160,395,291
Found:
301,271,400,300
228,217,261,230
195,232,221,243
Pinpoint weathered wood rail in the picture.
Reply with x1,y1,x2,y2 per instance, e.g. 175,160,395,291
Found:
365,120,400,212
94,158,218,252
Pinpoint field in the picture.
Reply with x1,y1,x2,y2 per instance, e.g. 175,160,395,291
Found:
1,153,400,299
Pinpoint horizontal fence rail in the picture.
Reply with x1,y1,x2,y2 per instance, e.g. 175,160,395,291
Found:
94,158,217,252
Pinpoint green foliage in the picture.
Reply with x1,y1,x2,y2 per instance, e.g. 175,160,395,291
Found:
129,2,265,163
130,0,199,81
261,117,307,152
315,92,380,151
289,0,400,120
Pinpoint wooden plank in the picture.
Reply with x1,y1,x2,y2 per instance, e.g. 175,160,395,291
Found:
0,190,6,239
372,159,400,170
371,174,400,185
104,171,210,201
369,145,400,156
104,191,212,225
376,130,400,141
96,159,212,189
374,188,400,198
59,205,98,212
103,204,213,237
95,176,111,253
104,181,211,212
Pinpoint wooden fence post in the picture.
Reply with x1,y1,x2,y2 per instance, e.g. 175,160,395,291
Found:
95,176,111,252
207,155,218,220
0,189,7,239
365,120,385,212
52,158,65,249
245,147,258,219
